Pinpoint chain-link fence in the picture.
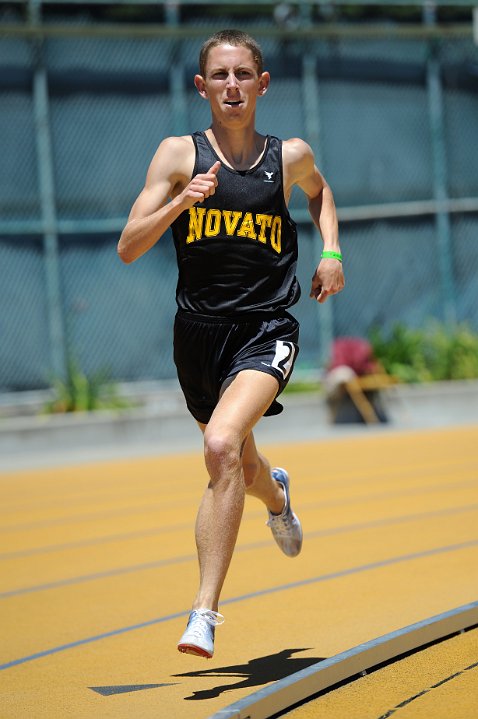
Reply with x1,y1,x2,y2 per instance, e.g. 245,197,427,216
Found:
1,3,478,391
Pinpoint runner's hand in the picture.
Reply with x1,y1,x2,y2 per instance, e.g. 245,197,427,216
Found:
309,258,345,303
179,161,221,208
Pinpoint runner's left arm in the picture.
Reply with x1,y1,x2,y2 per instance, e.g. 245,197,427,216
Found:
284,138,344,304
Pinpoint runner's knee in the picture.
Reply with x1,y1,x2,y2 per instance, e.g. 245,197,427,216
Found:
204,428,241,478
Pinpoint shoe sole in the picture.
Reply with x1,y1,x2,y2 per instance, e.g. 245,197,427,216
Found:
178,643,212,659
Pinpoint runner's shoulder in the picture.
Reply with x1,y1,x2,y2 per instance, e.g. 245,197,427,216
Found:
283,137,314,166
149,135,195,183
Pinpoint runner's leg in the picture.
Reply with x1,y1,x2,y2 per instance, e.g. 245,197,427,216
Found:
241,431,285,513
193,369,279,612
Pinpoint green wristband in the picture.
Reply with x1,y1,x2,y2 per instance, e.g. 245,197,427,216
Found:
321,250,342,262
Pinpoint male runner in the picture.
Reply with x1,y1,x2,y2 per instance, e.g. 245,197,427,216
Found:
118,29,344,658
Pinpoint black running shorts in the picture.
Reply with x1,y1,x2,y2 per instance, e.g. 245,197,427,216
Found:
173,310,300,424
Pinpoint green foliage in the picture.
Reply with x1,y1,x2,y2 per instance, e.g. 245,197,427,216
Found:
45,359,131,413
369,322,478,383
284,380,322,394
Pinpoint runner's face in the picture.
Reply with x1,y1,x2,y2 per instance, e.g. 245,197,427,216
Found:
196,44,268,123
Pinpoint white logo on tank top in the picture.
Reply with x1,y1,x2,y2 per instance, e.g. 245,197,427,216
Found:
264,171,274,182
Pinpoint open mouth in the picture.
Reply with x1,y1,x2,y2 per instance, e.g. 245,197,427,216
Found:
224,100,242,106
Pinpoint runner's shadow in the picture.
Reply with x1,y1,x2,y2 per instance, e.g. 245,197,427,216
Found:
173,647,325,701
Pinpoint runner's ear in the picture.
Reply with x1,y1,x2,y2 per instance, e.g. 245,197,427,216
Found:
194,74,208,99
258,72,270,96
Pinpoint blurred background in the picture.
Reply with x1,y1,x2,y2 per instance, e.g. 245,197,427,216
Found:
2,10,477,715
1,0,478,408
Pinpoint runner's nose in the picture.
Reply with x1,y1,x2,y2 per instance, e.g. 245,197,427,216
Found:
226,72,239,89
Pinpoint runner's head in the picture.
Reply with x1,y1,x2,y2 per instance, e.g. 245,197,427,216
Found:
199,29,263,77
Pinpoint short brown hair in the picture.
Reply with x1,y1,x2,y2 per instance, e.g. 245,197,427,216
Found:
199,29,264,77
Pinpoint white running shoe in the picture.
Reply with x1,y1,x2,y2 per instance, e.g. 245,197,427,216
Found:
266,467,303,557
177,608,224,659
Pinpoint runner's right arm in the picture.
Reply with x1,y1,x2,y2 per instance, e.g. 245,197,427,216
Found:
118,136,220,264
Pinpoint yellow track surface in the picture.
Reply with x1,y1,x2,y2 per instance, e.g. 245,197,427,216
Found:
1,425,477,718
284,627,478,719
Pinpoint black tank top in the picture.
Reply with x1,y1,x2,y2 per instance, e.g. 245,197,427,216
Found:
171,131,301,317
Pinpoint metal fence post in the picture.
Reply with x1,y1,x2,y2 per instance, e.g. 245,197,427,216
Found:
29,0,67,380
302,48,334,368
165,2,188,136
424,3,457,325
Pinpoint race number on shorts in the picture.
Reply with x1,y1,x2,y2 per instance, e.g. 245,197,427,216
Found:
271,340,296,379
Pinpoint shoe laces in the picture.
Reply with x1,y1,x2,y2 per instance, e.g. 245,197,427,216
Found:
189,609,224,638
266,509,295,536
